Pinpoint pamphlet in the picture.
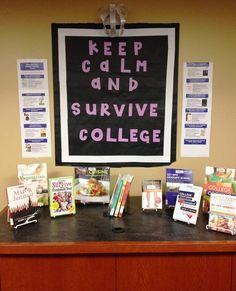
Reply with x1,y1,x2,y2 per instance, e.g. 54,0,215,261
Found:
142,180,162,210
202,166,236,213
206,193,236,235
173,184,202,225
166,168,193,208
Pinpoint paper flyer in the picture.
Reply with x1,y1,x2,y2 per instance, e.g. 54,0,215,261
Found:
17,59,51,157
173,184,202,225
181,62,213,157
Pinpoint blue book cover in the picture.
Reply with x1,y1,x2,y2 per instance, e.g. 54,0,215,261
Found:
166,168,193,208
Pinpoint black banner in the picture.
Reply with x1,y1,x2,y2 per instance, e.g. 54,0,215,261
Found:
52,23,179,167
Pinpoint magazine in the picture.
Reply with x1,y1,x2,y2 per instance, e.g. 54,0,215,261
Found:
142,180,162,210
48,176,76,218
7,183,40,229
202,166,236,213
166,168,193,208
173,184,202,225
206,193,236,235
74,167,110,204
17,163,48,206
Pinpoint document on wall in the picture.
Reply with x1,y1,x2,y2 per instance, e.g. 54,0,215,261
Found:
17,59,51,157
181,62,213,157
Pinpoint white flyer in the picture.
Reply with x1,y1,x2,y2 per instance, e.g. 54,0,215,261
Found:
181,62,213,157
17,59,51,157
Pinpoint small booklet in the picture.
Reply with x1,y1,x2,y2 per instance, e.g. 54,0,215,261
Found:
173,184,202,225
202,166,236,213
165,168,193,208
48,176,76,218
74,167,110,204
17,163,48,206
142,180,162,210
206,193,236,235
7,183,40,229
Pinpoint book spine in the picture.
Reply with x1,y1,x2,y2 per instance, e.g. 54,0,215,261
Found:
108,174,121,213
110,177,124,216
118,175,133,218
114,175,127,217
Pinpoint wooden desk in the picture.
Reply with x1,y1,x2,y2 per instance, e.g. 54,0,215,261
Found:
0,197,235,291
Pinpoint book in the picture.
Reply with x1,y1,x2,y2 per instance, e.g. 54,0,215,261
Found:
6,183,40,229
142,179,162,210
202,166,236,213
17,163,48,206
114,175,128,217
118,175,134,218
206,193,236,235
165,168,193,208
74,167,110,204
48,176,76,218
109,176,124,216
107,174,122,215
173,184,202,225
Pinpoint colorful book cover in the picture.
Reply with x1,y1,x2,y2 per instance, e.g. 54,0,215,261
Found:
173,184,202,225
114,175,128,217
118,175,134,218
142,180,162,210
206,193,236,235
17,163,48,206
110,176,124,216
166,168,193,208
107,174,122,214
7,183,40,229
74,167,110,204
202,166,236,213
49,176,76,218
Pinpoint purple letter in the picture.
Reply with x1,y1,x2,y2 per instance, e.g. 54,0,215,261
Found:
89,40,99,55
119,42,127,56
100,103,111,116
104,42,112,55
71,102,80,116
79,129,88,141
91,77,101,90
130,129,138,142
153,130,160,142
150,104,158,117
91,128,103,141
81,60,91,73
129,78,138,92
134,42,142,55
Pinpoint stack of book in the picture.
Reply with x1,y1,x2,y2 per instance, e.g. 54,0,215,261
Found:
108,174,134,218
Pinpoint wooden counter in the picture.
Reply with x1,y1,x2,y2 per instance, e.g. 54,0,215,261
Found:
0,197,235,291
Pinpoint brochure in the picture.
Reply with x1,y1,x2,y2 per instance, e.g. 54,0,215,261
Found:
166,168,193,208
206,193,236,235
202,166,236,213
173,184,202,225
142,180,162,210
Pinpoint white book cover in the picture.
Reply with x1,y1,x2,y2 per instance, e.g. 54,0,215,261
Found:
173,184,202,225
17,163,48,206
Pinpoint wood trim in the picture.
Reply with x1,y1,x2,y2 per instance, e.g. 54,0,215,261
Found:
0,240,236,255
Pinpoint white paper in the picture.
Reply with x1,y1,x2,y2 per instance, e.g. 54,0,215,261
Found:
173,184,202,225
181,62,213,157
17,59,51,157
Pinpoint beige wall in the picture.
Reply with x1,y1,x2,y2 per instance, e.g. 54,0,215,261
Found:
0,0,236,211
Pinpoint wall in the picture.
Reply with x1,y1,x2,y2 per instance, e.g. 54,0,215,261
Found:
0,0,236,211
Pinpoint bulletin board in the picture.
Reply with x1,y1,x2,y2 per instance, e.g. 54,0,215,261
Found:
52,23,179,167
